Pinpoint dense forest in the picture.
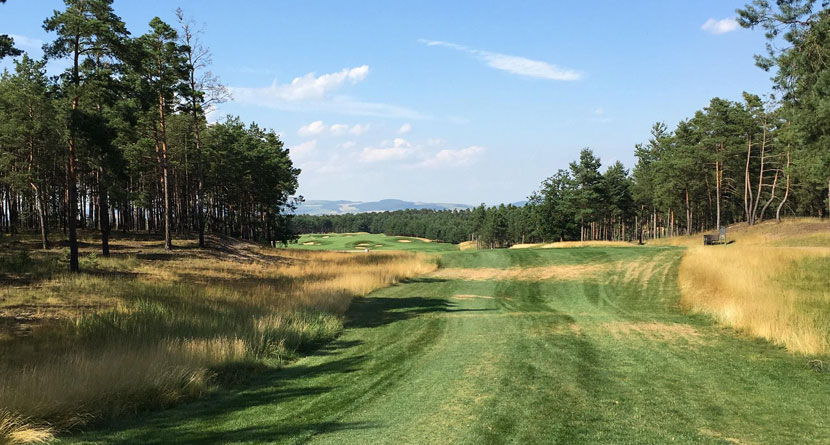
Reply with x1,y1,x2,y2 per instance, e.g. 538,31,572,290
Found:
0,0,300,271
294,1,830,247
2,0,830,258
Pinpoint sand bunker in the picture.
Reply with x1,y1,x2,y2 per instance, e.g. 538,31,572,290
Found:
452,294,494,300
302,241,318,246
397,239,412,243
430,264,606,281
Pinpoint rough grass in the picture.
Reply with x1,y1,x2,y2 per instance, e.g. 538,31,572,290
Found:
679,245,830,355
512,240,635,249
653,218,830,355
0,234,435,443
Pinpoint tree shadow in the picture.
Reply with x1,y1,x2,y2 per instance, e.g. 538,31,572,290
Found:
346,295,494,329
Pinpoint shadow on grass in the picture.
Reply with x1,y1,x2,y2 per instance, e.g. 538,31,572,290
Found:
346,294,494,329
62,293,471,443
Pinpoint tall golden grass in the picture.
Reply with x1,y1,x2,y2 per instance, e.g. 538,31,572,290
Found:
674,219,830,356
0,240,435,443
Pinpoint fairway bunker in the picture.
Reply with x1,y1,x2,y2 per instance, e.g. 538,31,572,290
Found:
452,294,494,299
397,239,412,243
302,241,320,246
431,264,607,281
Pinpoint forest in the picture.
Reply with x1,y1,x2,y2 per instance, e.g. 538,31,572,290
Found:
0,0,300,272
2,0,830,259
294,3,830,248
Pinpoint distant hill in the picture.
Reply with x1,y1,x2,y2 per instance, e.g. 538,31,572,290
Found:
296,199,474,215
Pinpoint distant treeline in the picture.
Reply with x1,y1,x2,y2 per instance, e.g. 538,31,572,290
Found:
0,1,299,271
294,2,830,246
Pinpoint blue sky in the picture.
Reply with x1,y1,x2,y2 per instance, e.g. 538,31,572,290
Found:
1,1,773,204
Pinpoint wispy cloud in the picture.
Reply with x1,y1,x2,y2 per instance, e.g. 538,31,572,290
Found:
359,138,416,163
419,39,581,81
230,65,426,119
291,139,317,159
701,17,739,35
417,146,486,168
398,123,412,134
298,121,370,137
9,34,44,50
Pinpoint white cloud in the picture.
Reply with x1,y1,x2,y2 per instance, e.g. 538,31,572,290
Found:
359,138,416,163
298,120,326,137
9,34,43,50
419,39,581,81
338,141,357,149
418,146,486,168
594,107,605,116
398,123,412,134
291,140,317,159
329,124,349,135
349,124,370,135
701,17,739,35
230,65,426,119
299,121,369,137
264,65,368,101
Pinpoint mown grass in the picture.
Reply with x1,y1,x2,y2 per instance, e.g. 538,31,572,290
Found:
289,233,457,253
65,246,830,444
0,234,435,443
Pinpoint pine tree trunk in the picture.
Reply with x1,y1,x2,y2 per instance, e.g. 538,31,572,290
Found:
776,146,791,223
715,159,722,231
158,93,173,250
99,166,110,256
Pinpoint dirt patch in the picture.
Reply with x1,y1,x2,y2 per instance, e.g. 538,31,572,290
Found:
0,303,110,338
430,264,606,281
602,321,701,342
452,294,494,300
698,428,748,444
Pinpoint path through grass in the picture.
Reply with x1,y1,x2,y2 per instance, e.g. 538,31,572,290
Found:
67,247,829,444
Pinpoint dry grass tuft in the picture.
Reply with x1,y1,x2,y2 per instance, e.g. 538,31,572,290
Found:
539,240,634,249
0,410,52,444
457,241,478,251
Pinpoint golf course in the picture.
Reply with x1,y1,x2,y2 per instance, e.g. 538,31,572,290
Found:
61,235,829,444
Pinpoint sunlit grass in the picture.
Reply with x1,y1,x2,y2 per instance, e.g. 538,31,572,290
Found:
0,236,435,443
678,245,830,355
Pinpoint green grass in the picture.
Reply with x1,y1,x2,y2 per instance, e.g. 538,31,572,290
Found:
289,233,457,253
64,247,829,444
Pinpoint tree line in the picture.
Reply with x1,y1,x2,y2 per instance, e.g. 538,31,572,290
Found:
0,0,300,271
294,1,830,247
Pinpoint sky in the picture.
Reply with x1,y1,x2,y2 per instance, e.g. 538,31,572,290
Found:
0,1,774,205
